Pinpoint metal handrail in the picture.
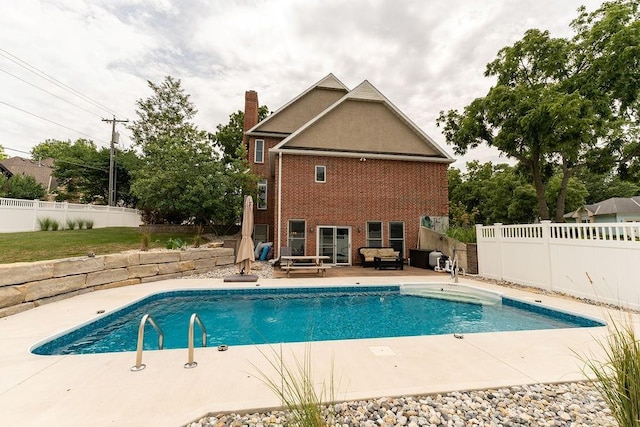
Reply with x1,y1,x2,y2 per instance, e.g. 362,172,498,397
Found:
184,313,207,369
131,314,164,372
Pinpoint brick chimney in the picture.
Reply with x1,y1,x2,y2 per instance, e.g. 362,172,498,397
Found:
243,90,259,132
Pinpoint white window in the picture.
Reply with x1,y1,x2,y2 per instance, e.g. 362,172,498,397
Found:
254,139,264,163
389,221,405,256
315,165,326,183
257,180,267,210
288,220,306,256
366,221,383,247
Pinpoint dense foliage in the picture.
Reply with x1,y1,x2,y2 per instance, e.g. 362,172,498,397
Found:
449,161,590,225
0,173,46,199
31,138,139,205
438,0,640,222
128,76,259,226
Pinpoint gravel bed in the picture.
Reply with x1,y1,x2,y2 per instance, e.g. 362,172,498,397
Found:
183,262,275,280
184,264,616,426
190,382,615,426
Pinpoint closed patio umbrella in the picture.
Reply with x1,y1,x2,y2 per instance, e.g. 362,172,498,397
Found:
236,195,255,274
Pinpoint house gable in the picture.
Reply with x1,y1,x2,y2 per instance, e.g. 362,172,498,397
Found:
249,74,349,136
273,80,453,161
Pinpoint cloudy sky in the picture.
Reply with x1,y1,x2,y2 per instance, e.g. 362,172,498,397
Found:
0,0,606,169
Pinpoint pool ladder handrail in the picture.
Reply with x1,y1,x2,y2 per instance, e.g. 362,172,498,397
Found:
184,313,207,369
131,313,164,372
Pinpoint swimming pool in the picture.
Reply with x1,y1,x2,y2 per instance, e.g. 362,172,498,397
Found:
32,284,605,355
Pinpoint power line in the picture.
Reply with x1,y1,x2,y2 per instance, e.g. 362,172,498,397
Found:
0,48,127,120
0,67,104,119
0,99,110,145
3,145,109,172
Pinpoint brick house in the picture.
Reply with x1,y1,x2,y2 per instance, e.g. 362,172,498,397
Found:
243,74,453,265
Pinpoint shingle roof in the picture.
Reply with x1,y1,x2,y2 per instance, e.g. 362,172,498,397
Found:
584,197,640,215
0,157,57,191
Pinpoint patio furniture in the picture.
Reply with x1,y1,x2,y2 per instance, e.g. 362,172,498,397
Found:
374,256,404,270
280,255,331,277
358,247,403,268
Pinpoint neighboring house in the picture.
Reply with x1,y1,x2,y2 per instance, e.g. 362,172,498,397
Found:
564,196,640,223
0,157,57,193
243,74,454,265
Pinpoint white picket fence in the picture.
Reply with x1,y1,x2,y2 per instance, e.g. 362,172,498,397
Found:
0,197,141,232
476,221,640,310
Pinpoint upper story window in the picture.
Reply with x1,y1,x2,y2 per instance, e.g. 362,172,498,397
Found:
257,179,267,210
254,139,264,163
315,165,326,183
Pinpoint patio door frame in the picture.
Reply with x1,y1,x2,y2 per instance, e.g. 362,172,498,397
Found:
317,226,351,265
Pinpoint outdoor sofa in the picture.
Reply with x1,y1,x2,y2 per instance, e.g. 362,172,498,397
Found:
358,247,404,269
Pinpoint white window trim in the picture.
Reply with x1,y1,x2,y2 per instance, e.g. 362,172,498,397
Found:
366,221,383,247
254,139,265,164
257,179,267,210
315,165,326,183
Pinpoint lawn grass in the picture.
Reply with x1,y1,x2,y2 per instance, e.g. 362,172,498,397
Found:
0,227,200,264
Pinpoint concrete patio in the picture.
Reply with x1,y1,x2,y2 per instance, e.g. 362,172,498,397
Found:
0,272,631,426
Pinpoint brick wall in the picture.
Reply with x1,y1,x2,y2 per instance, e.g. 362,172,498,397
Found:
248,136,283,242
275,154,449,262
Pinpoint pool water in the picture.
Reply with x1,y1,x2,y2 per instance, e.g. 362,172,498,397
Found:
32,286,604,355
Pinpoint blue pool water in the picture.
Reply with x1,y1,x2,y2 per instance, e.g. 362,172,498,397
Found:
32,286,604,355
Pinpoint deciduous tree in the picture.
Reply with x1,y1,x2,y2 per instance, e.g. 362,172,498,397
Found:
31,139,139,205
129,76,257,226
438,0,639,222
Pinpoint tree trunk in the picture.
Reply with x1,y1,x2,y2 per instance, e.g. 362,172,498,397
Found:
530,158,550,221
555,160,573,223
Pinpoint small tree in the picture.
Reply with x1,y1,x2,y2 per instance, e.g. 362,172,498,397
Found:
4,174,46,200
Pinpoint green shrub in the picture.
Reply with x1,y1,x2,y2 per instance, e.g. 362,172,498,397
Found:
77,219,86,230
50,220,60,231
66,219,77,230
85,219,94,230
445,226,477,243
166,237,185,250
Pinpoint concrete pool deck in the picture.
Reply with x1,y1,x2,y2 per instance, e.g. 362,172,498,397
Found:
0,275,635,426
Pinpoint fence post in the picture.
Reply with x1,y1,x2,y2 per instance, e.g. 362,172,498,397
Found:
540,220,553,292
32,199,39,231
494,223,504,281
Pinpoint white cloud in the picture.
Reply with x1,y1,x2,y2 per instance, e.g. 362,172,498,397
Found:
0,0,607,167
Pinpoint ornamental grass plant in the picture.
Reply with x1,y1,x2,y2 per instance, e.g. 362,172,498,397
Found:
582,318,640,427
253,345,335,427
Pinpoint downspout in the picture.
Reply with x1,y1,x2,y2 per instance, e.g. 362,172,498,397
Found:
277,151,282,257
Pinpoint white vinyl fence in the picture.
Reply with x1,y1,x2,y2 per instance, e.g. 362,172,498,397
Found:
0,197,141,232
476,221,640,310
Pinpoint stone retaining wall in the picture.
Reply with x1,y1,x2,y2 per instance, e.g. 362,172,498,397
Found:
0,247,235,318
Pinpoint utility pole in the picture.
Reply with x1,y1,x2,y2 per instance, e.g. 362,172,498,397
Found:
102,116,128,206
